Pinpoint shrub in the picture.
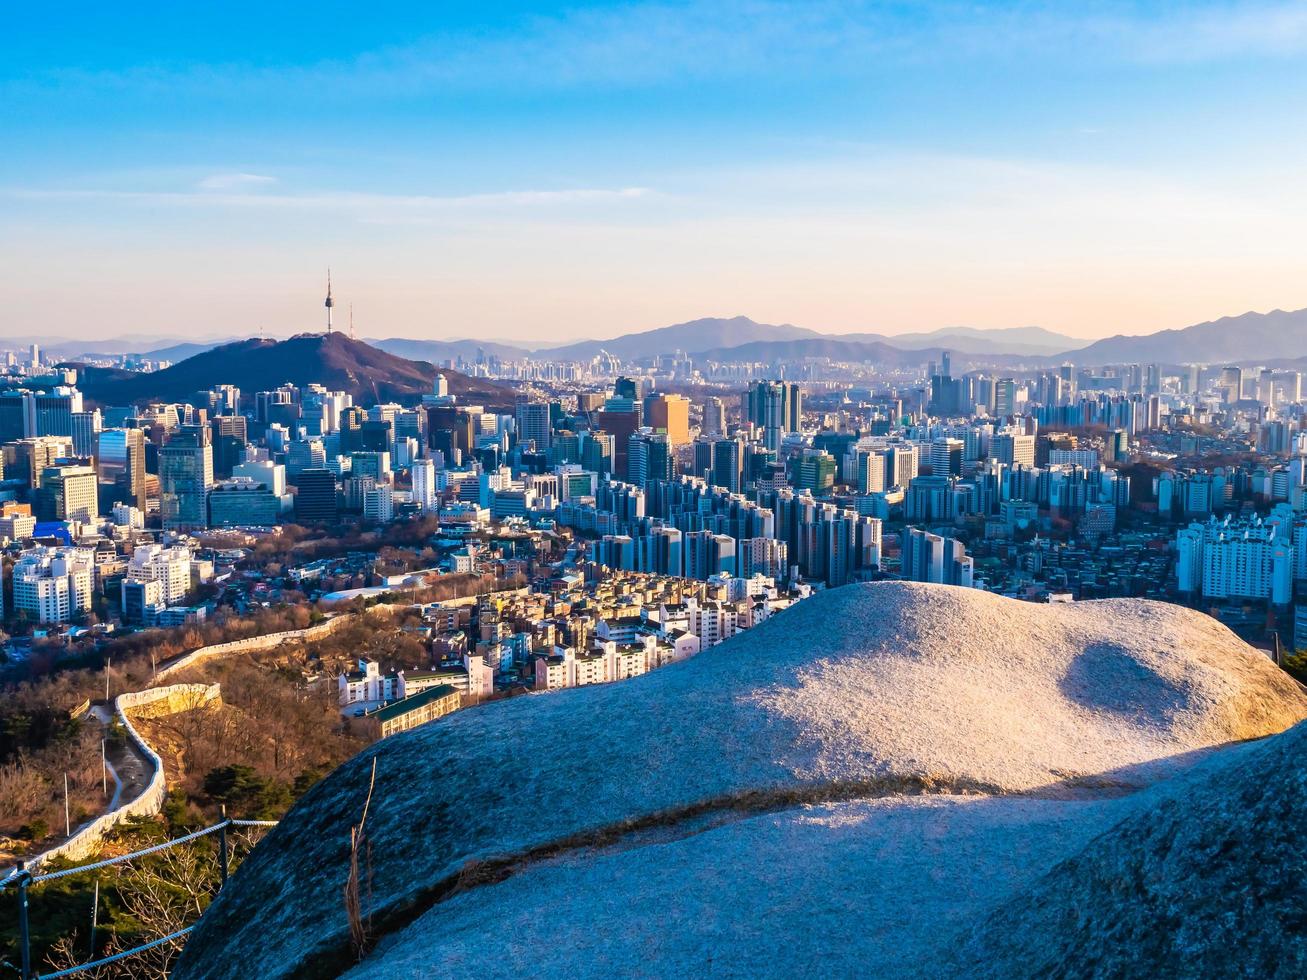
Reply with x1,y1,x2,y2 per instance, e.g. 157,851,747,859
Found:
17,818,49,841
203,765,291,819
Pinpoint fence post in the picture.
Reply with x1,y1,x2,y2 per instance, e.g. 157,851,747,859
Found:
218,805,229,886
17,861,31,980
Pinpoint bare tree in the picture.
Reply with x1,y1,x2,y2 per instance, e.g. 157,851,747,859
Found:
343,757,377,961
43,930,128,980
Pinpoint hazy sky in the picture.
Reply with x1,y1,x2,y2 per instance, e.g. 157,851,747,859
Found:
5,1,1307,344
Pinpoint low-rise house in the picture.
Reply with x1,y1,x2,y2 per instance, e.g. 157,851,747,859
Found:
533,633,682,690
358,684,460,739
339,658,399,706
401,652,494,700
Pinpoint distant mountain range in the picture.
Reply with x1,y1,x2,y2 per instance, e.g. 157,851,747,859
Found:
548,310,1307,365
20,305,1307,370
531,318,1085,360
697,337,950,366
137,340,236,362
858,325,1082,355
366,337,531,362
72,333,514,406
1056,308,1307,365
5,334,227,360
535,316,819,361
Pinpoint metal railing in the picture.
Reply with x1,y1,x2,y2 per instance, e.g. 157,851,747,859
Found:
1,807,278,979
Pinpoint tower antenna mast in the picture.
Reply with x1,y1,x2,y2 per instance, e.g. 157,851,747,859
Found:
324,268,334,334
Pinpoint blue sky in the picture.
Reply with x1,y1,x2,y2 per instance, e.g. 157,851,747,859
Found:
4,1,1307,343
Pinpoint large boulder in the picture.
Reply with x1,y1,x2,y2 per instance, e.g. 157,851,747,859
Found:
950,718,1307,978
174,583,1307,978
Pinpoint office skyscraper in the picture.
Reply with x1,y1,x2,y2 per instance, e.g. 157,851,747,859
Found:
1220,365,1243,404
211,414,249,477
70,410,102,459
37,463,99,523
516,399,553,451
627,432,673,488
30,388,84,438
295,469,338,523
990,433,1035,469
97,428,147,511
646,394,690,446
7,436,73,490
993,378,1018,417
930,437,964,477
159,424,214,530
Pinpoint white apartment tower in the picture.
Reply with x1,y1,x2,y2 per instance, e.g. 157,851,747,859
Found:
411,458,437,511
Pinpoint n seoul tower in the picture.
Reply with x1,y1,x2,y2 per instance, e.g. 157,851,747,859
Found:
324,269,334,334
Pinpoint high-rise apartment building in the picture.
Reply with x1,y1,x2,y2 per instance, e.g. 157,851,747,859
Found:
1176,511,1294,605
745,381,802,451
702,397,726,438
901,527,974,587
711,438,743,493
684,530,737,579
12,547,94,623
411,458,437,511
126,544,195,606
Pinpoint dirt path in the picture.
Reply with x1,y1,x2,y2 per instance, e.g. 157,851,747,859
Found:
87,702,154,820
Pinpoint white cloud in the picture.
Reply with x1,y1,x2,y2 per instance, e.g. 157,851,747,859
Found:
197,173,278,191
3,184,653,219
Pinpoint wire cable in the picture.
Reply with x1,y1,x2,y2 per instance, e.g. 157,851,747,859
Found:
37,926,194,978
